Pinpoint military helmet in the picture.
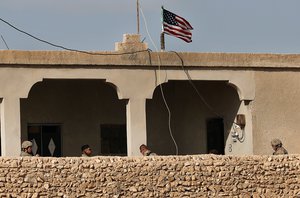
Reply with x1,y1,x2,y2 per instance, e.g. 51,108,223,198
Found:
271,138,282,147
21,141,32,149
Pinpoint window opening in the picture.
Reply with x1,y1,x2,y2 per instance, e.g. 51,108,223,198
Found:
100,124,127,156
28,124,62,157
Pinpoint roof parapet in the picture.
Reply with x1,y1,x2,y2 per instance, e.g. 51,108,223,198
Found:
115,34,148,52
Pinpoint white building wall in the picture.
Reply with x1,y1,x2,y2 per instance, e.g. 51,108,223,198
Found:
0,67,254,156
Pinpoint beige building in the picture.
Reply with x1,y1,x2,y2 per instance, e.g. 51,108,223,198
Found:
0,34,298,157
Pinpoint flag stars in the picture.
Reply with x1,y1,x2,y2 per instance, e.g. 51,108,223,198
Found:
164,11,178,26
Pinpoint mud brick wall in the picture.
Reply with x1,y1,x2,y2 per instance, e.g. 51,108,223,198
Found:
0,155,299,197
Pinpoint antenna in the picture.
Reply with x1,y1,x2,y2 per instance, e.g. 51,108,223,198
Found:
137,0,140,34
1,35,9,49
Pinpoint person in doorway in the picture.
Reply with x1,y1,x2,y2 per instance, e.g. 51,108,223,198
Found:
208,149,219,155
271,138,288,155
139,144,157,156
20,140,33,156
81,144,92,157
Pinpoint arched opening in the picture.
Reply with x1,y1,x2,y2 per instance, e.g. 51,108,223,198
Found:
20,79,127,157
146,80,241,155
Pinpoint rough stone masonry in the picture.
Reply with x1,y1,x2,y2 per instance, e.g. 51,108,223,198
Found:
0,155,299,197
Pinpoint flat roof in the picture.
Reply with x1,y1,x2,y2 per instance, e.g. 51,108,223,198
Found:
1,50,300,69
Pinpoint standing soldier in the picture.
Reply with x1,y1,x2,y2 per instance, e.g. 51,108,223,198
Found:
271,138,288,155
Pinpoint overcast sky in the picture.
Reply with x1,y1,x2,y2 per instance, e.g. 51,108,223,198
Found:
1,0,300,53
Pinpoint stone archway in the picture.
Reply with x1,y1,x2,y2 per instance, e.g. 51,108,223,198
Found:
20,79,127,157
146,80,242,155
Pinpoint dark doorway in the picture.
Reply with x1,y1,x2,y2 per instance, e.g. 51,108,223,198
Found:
28,124,62,157
100,124,127,156
206,118,225,154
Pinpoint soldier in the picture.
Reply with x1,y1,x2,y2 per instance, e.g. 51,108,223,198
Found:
81,144,92,157
20,140,33,156
139,144,157,156
271,138,288,155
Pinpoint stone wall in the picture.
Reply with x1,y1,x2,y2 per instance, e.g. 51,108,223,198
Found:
0,155,299,197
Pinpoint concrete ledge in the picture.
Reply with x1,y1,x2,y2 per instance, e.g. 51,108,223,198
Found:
1,50,300,69
0,155,299,197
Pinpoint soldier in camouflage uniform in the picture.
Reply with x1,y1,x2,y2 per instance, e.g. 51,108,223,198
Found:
271,138,288,155
20,141,33,157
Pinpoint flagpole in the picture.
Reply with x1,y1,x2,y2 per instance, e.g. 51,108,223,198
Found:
160,6,165,51
137,0,140,34
160,33,165,51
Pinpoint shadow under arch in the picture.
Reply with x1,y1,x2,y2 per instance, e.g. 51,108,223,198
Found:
146,80,241,155
20,79,127,157
25,78,123,100
149,81,169,99
227,81,243,101
104,81,123,100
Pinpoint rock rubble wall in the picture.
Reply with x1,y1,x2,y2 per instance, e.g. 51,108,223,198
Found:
0,155,299,197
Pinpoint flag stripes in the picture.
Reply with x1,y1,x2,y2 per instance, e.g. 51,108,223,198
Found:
163,8,193,43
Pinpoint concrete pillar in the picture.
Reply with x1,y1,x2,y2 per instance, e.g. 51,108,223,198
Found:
0,97,21,156
126,97,147,156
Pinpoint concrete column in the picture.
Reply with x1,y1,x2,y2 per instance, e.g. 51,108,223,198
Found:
126,98,147,156
0,97,21,156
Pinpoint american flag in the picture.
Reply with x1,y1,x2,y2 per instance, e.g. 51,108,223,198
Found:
163,8,193,43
